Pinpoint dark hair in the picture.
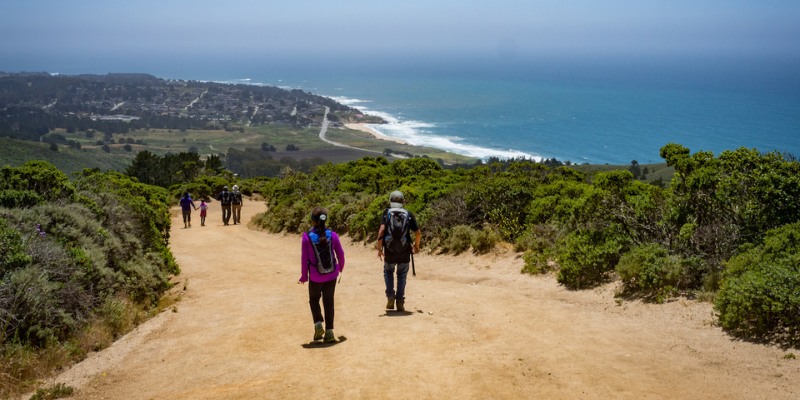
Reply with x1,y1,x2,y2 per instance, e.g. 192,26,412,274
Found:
310,206,329,245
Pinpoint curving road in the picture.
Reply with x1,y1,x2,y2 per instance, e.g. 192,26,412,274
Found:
318,106,383,154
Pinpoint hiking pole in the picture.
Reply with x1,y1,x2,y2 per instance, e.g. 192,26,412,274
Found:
411,252,416,277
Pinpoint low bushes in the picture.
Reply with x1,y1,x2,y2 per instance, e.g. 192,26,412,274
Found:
0,161,176,397
554,229,627,289
251,147,800,344
616,244,684,303
715,222,800,343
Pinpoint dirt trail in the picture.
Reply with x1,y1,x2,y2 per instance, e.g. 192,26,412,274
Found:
39,198,798,399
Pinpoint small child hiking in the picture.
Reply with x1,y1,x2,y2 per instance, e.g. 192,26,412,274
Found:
199,200,208,226
299,207,345,343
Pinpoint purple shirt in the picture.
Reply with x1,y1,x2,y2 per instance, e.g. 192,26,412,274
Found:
179,196,195,212
300,230,345,283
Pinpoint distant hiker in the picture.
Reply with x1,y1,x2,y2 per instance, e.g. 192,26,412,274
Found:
199,199,208,226
179,192,197,228
231,184,243,224
299,207,345,343
376,191,421,312
215,186,233,225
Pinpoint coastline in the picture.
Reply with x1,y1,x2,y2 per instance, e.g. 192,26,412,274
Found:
345,123,409,145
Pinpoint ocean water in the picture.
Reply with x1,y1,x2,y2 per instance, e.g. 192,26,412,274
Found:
37,56,800,165
212,59,800,165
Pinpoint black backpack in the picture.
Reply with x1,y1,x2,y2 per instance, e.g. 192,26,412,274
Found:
220,191,231,206
307,228,336,274
383,208,411,254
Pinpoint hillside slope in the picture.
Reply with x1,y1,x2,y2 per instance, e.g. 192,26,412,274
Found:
35,198,799,399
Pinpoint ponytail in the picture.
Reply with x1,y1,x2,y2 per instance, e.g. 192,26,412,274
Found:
310,207,330,245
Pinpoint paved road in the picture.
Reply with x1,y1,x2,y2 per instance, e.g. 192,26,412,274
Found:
318,106,383,154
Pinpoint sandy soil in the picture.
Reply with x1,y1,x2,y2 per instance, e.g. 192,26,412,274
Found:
35,199,799,399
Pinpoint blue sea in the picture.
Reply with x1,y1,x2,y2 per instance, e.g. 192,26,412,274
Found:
42,56,800,164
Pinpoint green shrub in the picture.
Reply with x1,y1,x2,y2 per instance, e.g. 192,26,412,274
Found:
0,218,31,277
556,229,627,289
98,296,138,338
471,225,500,254
716,262,799,340
345,195,385,241
616,244,682,302
0,161,75,202
715,222,800,340
29,382,74,400
0,162,178,395
0,190,42,208
521,248,555,274
440,225,475,254
172,182,212,202
1,267,83,347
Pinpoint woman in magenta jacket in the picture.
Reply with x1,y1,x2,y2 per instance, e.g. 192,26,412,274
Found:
299,207,345,343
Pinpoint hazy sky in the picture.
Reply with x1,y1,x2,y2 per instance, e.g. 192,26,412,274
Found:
2,0,799,73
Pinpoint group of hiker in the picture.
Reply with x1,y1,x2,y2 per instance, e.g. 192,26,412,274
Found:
183,187,420,344
177,185,244,228
299,190,421,343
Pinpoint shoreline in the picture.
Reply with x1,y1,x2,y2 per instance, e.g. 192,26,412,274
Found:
345,123,409,145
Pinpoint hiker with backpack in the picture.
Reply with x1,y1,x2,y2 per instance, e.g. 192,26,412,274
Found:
179,192,198,228
231,184,243,224
215,185,233,225
299,207,346,343
376,191,421,312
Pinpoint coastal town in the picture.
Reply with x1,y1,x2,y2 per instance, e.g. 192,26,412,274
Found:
0,72,383,141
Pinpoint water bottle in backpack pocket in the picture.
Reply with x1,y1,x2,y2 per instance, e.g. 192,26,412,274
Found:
308,228,336,274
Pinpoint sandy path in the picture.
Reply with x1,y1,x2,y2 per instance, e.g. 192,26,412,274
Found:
39,198,798,399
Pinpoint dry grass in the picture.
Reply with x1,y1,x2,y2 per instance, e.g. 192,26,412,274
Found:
0,299,170,399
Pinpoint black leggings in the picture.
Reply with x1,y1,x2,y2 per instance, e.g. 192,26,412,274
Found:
308,279,336,330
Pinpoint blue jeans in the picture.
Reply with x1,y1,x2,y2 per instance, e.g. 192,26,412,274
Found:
384,262,410,302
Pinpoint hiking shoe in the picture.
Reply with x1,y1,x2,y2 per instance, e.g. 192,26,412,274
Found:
396,302,405,312
313,322,324,341
386,296,395,310
323,329,336,343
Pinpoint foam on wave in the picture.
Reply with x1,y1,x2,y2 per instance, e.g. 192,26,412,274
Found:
328,95,540,161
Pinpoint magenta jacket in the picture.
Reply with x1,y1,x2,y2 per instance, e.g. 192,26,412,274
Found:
299,230,345,283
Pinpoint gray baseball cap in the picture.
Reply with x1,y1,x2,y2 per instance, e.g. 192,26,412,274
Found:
389,190,404,208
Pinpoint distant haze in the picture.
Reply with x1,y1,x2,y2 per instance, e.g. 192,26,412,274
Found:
2,0,799,74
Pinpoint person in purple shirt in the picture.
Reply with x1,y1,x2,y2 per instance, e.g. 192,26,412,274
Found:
299,207,345,343
178,192,197,228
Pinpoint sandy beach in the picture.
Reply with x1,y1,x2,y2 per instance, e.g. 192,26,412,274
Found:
345,123,409,145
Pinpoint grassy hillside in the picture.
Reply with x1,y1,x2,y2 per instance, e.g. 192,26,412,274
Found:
1,123,478,174
0,137,132,175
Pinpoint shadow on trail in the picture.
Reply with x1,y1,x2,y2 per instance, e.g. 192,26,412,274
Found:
301,336,348,348
380,310,415,317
